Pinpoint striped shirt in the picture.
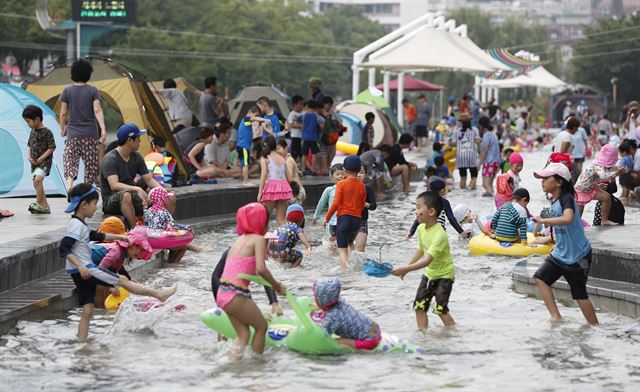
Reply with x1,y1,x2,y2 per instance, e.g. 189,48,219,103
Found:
491,202,528,242
453,127,481,168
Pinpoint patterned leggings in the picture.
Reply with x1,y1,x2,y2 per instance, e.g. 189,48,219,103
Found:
64,137,100,185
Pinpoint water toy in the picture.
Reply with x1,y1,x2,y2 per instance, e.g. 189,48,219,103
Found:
201,275,423,355
105,287,130,309
145,229,194,249
336,141,359,155
468,233,553,257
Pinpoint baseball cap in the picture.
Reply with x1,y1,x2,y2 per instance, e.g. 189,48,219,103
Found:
428,176,446,192
117,123,147,143
534,162,571,182
343,155,362,171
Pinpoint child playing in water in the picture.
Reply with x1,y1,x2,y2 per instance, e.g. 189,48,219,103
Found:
313,277,381,350
144,186,202,263
313,163,344,245
60,183,176,341
236,106,265,187
258,136,293,225
490,188,530,245
355,165,377,252
433,156,450,179
452,204,492,237
217,202,286,358
531,163,598,325
325,156,367,269
495,152,523,208
408,177,465,239
392,191,455,329
574,144,626,225
500,147,514,174
268,204,312,267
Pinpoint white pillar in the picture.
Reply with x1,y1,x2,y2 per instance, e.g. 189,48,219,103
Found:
494,87,500,105
397,72,405,126
474,76,480,101
368,68,376,88
383,71,391,103
352,65,360,100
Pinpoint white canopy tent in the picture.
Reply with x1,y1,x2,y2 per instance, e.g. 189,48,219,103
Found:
352,13,507,125
476,66,567,103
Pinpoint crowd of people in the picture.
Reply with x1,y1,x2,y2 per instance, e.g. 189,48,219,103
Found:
5,58,640,360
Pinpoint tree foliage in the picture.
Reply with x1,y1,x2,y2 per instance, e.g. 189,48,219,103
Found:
95,0,385,100
572,14,640,105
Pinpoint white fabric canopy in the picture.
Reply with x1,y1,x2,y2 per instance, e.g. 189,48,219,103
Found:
448,33,511,72
363,26,497,73
480,66,566,89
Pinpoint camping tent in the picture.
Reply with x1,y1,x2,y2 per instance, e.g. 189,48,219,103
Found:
336,101,395,147
26,59,188,178
0,84,67,198
228,84,290,129
355,89,401,141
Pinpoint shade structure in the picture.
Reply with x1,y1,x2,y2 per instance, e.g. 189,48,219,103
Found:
480,66,566,90
363,26,497,73
375,75,446,91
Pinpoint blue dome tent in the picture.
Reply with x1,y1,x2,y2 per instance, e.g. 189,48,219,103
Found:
0,84,67,198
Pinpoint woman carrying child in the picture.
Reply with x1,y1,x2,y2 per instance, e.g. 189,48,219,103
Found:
258,136,293,226
216,203,286,358
574,144,626,225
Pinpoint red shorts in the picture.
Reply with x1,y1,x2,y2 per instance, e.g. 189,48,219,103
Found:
353,331,382,350
482,162,499,177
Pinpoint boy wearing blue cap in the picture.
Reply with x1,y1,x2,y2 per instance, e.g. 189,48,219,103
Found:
100,123,172,228
61,183,177,341
325,156,366,269
268,204,312,268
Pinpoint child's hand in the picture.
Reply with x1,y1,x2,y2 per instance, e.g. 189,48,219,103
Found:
531,215,544,224
406,232,413,240
28,157,36,165
616,167,627,176
273,281,286,295
305,247,312,259
79,266,91,280
271,302,284,316
257,192,262,202
110,287,121,297
117,235,130,243
391,266,409,280
489,233,496,239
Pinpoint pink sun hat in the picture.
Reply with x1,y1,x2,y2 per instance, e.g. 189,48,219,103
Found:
118,227,154,260
592,144,619,168
534,162,571,182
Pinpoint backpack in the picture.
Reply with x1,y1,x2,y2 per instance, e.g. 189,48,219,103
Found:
321,116,344,145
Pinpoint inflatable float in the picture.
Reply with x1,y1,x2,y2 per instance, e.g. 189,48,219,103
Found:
201,275,423,355
336,140,359,155
469,233,553,257
105,287,130,309
145,229,194,249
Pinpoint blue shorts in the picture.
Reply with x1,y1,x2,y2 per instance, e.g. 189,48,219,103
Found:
236,147,250,167
336,215,361,248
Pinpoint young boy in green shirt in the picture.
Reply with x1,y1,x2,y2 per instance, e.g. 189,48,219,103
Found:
392,191,455,330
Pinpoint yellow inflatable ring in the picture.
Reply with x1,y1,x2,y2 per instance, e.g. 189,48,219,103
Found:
105,287,130,310
469,233,552,257
336,141,359,155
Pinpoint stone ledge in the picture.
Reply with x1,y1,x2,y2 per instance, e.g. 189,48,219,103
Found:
512,259,640,318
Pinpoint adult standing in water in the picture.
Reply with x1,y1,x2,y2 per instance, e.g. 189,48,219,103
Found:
309,77,324,104
450,112,481,190
59,59,106,190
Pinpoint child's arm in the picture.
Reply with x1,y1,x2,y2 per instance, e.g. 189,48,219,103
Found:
532,208,573,227
392,249,430,280
257,157,268,201
532,221,542,237
298,231,313,258
102,233,128,243
443,200,464,234
254,236,284,294
188,142,205,170
313,187,331,223
325,183,343,224
475,216,492,236
407,219,419,239
519,218,528,244
366,186,377,211
36,148,55,166
249,116,269,123
66,253,91,279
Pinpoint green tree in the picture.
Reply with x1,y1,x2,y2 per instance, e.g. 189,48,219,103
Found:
0,0,64,75
572,14,640,107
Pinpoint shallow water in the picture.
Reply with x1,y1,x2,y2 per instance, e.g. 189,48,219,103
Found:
1,150,639,391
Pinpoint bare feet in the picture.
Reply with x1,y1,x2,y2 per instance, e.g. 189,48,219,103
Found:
242,182,256,187
602,220,618,226
549,316,564,325
158,284,178,302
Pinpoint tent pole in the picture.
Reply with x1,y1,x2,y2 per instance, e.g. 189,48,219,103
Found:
474,76,480,101
397,72,405,126
352,65,360,100
439,89,443,119
383,70,391,104
368,68,376,88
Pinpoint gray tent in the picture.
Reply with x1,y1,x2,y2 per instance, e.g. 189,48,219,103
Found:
229,84,290,128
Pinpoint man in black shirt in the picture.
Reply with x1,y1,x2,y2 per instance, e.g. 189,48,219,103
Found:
378,134,417,193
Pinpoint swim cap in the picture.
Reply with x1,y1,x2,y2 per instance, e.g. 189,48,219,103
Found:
149,187,169,212
286,204,304,223
313,278,341,310
453,204,470,223
509,152,523,165
98,216,127,236
236,202,268,235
